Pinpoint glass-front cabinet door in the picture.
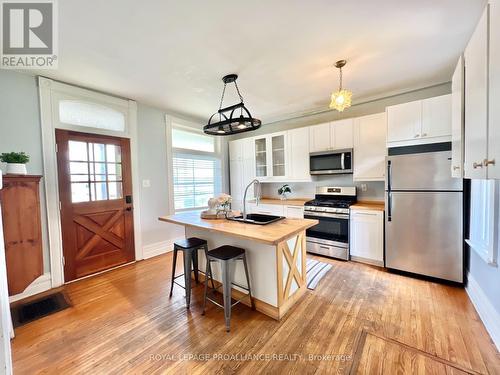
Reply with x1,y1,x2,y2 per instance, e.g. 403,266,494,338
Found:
254,132,287,180
271,133,286,178
254,137,267,177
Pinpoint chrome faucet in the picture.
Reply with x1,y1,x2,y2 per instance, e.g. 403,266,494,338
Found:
242,179,261,219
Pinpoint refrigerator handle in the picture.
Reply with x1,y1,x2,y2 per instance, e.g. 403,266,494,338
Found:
387,160,392,191
387,192,392,222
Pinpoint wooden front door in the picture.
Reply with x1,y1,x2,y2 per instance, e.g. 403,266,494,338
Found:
56,130,135,282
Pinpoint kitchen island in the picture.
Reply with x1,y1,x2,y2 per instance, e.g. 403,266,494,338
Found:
158,211,318,320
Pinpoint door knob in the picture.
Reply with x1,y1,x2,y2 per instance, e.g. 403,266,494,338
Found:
473,161,483,169
483,159,496,166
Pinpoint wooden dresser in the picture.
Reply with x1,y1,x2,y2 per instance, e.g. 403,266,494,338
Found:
0,174,43,296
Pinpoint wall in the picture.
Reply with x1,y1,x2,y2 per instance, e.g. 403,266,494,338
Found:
0,70,51,273
231,83,451,201
231,83,451,139
137,103,184,255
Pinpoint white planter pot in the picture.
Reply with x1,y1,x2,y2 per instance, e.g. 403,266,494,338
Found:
6,163,27,175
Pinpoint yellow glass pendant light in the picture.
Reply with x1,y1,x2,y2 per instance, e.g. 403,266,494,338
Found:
329,60,353,112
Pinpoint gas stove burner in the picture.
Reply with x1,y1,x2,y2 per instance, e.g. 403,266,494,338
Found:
305,199,356,208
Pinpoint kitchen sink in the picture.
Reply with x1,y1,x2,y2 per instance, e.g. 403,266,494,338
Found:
227,213,285,225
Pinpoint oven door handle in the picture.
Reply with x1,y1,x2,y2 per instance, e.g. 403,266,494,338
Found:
341,153,345,170
304,212,349,219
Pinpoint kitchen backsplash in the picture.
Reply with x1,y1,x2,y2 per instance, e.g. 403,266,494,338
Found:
260,175,385,201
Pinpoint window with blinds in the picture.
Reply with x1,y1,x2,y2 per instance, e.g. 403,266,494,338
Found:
171,127,222,211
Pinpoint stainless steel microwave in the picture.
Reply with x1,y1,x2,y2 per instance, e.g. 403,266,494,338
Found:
309,149,353,175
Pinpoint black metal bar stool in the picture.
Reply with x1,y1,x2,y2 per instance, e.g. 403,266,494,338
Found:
202,245,255,332
169,237,213,308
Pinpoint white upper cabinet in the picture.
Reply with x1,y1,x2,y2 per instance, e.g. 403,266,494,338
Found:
253,132,288,181
422,95,452,139
353,113,387,181
464,5,489,179
451,56,465,178
386,95,451,147
488,0,500,178
229,137,255,207
331,119,354,149
386,100,421,144
287,127,312,181
309,119,353,152
309,122,331,152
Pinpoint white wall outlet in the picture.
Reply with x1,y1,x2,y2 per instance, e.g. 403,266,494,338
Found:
361,183,368,192
142,179,151,188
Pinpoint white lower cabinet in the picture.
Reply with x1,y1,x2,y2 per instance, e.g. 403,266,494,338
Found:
246,202,304,218
285,205,304,218
349,209,384,266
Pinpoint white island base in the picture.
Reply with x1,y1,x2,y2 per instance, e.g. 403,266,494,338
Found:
186,226,307,320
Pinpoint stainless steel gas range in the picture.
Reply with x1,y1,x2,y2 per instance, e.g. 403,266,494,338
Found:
304,186,357,260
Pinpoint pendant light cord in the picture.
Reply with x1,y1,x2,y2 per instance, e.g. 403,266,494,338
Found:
339,66,343,90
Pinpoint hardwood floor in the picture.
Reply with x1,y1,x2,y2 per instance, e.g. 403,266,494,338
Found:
12,253,500,374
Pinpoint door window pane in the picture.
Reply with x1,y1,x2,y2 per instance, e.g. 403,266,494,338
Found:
71,182,90,203
106,144,121,163
69,141,88,161
90,143,106,162
70,162,89,174
91,182,108,201
108,182,123,199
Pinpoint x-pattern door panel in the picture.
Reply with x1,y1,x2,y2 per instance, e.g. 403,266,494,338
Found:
56,130,135,282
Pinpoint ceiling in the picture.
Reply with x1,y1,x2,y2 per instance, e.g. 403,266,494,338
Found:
34,0,486,123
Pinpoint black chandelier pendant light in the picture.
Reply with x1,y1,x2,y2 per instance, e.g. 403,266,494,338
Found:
203,74,261,136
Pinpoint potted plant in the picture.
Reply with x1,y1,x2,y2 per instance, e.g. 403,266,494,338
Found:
278,184,292,200
0,152,30,175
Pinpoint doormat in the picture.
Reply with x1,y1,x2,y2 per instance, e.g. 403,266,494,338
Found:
11,292,71,328
306,258,332,290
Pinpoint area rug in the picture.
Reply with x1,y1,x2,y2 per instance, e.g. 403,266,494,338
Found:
306,258,332,290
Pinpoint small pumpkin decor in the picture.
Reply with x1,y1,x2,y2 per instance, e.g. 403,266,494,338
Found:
0,152,30,175
278,184,292,200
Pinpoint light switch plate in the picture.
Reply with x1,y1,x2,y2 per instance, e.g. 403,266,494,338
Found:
142,179,151,188
361,183,367,192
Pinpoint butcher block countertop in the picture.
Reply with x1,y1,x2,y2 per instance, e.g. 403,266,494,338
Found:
159,211,318,245
351,201,385,211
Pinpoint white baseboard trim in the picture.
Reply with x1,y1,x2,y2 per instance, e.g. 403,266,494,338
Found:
466,273,500,351
9,272,52,303
142,238,184,260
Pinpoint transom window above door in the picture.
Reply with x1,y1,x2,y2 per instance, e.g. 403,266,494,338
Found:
68,140,123,202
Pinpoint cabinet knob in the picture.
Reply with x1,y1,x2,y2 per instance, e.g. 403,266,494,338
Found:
414,134,420,138
483,159,496,167
422,133,428,137
453,166,461,171
473,161,483,169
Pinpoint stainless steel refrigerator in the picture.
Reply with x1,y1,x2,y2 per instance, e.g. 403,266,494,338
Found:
385,149,463,283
